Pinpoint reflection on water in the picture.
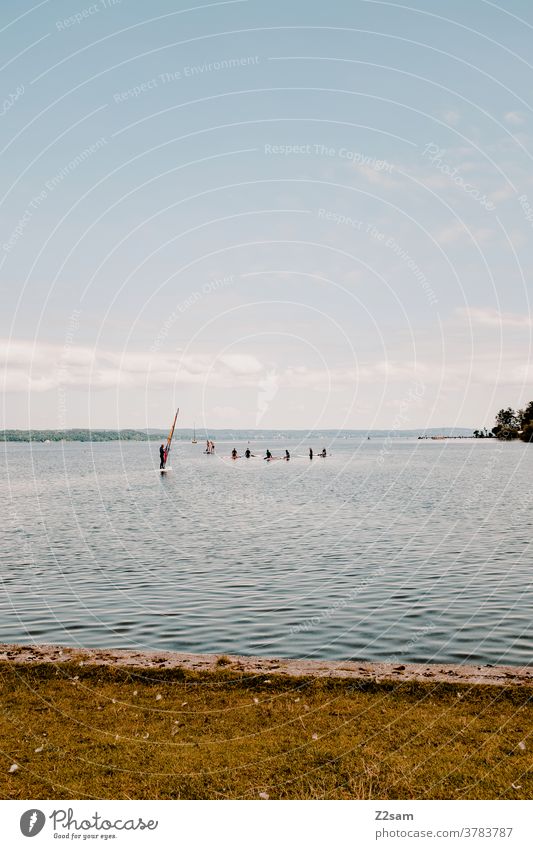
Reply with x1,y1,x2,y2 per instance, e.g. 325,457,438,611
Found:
2,438,532,665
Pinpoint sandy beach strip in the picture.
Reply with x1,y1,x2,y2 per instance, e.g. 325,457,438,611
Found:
1,642,532,687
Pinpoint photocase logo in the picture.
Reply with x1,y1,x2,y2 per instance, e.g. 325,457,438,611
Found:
20,809,46,837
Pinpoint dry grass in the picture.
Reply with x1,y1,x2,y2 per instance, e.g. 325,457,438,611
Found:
0,661,532,800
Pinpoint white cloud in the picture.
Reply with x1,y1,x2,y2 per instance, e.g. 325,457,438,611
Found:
212,405,241,419
420,174,453,190
1,337,435,397
4,330,533,417
489,184,515,203
0,339,265,393
435,222,467,245
435,222,494,245
458,307,533,328
218,354,262,375
353,163,397,188
283,362,426,389
442,110,460,126
504,111,526,126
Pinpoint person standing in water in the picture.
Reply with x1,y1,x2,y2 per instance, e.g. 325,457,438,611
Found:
285,449,290,461
309,448,313,460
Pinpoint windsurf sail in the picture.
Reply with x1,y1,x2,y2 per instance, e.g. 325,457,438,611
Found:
162,408,179,468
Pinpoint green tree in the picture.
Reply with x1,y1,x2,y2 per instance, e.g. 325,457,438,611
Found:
492,408,520,440
518,401,533,442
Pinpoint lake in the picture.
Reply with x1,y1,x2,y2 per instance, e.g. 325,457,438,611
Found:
2,437,531,666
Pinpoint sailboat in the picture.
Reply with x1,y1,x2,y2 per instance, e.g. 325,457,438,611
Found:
192,422,197,444
160,408,179,473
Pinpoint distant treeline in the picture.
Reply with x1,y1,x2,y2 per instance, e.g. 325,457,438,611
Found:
473,402,533,442
3,427,474,443
1,429,164,443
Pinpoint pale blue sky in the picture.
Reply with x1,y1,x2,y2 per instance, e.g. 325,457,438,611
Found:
2,0,533,430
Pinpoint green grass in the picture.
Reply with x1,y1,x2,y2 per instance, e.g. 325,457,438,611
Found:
0,661,531,799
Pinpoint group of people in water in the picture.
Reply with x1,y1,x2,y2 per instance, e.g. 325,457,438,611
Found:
164,439,327,466
229,447,328,461
162,435,328,469
231,447,254,459
308,448,327,459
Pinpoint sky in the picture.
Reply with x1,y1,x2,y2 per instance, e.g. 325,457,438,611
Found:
1,0,533,431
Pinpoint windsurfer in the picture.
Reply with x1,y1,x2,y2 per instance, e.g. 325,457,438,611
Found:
159,408,179,472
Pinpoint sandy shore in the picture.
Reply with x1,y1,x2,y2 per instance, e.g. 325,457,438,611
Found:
1,642,532,687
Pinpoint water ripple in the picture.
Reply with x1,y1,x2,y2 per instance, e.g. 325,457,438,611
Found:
2,438,532,665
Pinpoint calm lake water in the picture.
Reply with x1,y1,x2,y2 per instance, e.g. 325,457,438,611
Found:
2,438,532,666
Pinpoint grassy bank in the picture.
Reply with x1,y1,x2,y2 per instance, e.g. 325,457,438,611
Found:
0,660,531,800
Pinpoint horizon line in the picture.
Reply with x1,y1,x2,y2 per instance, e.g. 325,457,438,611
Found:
2,425,477,433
